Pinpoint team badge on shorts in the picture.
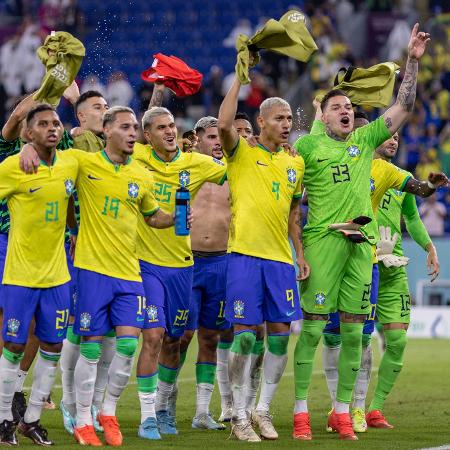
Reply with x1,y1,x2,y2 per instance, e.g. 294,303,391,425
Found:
179,170,190,187
64,178,75,196
346,145,361,158
80,312,91,331
146,305,158,323
6,318,20,336
233,300,245,319
370,178,375,192
287,167,297,184
128,182,139,199
314,292,326,309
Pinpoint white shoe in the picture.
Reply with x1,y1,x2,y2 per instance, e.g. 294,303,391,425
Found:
251,410,278,440
230,419,261,442
219,406,232,423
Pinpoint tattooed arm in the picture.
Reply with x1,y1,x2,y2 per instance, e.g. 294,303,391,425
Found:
147,82,165,109
404,172,449,197
288,198,310,280
382,23,430,134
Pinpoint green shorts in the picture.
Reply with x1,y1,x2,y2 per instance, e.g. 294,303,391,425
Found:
300,232,373,315
376,264,410,324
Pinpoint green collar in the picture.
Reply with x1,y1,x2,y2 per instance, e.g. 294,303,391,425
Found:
40,152,57,167
257,143,282,154
101,149,131,166
152,147,181,163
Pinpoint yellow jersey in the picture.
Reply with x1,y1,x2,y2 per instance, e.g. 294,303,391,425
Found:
226,137,304,264
133,144,227,267
68,149,160,281
0,152,78,287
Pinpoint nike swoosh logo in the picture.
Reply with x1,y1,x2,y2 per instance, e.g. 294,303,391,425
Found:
137,317,144,322
393,369,401,373
29,187,42,193
57,331,65,337
317,158,330,163
400,312,409,317
286,310,296,317
256,161,268,167
361,305,369,310
87,174,102,180
296,362,307,366
352,368,359,372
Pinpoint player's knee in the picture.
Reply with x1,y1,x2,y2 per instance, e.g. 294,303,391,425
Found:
116,336,138,358
2,346,24,364
362,333,372,348
385,329,407,358
301,320,326,347
180,330,195,351
267,334,289,356
80,341,102,361
41,342,63,354
323,332,341,348
231,330,256,355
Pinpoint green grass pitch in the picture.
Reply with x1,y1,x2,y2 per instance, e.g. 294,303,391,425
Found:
21,337,450,449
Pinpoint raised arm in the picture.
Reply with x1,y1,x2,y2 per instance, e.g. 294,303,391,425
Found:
403,171,449,197
382,23,430,134
2,93,38,141
217,76,240,155
148,82,165,109
288,198,310,281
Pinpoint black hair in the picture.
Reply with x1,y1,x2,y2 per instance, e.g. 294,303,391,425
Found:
74,90,105,115
26,104,57,126
320,89,349,112
234,111,251,121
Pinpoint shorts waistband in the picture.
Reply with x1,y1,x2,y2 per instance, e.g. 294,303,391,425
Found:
192,250,227,258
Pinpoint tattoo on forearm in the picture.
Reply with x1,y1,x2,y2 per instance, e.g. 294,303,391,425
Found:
149,89,164,108
396,57,418,112
326,126,345,141
405,178,434,197
384,116,392,129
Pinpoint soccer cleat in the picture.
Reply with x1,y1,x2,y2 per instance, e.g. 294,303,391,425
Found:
138,417,161,440
292,412,312,440
91,405,104,433
74,425,103,446
351,408,368,432
251,410,278,440
219,405,233,423
366,410,394,429
18,419,54,446
326,409,334,433
192,413,226,430
98,414,122,446
60,400,76,435
230,419,261,442
156,410,178,435
327,410,358,440
12,391,27,423
44,395,56,410
0,419,18,446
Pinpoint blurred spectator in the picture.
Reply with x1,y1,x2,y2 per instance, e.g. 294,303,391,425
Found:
204,65,224,116
105,71,133,107
0,32,22,99
415,150,442,181
385,20,410,62
81,73,106,96
419,194,447,237
223,19,252,48
60,0,84,35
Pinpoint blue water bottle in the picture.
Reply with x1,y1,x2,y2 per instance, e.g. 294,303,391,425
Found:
175,186,190,236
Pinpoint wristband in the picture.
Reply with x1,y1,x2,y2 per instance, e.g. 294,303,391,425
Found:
427,180,436,189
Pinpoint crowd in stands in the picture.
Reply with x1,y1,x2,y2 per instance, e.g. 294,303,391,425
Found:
0,0,449,234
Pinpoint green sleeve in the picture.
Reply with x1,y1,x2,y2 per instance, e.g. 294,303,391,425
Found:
402,193,432,251
57,129,74,151
310,120,326,135
0,135,21,163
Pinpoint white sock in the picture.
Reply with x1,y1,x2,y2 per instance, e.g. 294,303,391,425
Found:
24,352,59,424
294,400,308,413
138,391,156,423
75,354,98,427
216,346,232,410
335,401,350,414
255,350,288,413
155,380,174,412
229,351,251,421
93,336,115,408
195,383,214,417
102,352,134,416
60,339,80,417
15,369,28,393
0,355,19,421
245,351,263,412
353,344,372,410
323,345,340,408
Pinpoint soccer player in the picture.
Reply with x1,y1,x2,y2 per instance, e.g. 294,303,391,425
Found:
0,104,79,445
292,23,431,441
218,70,309,442
132,108,226,439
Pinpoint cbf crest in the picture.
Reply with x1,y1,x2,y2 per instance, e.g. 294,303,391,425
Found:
6,318,20,336
128,182,139,199
346,145,361,158
179,170,190,187
64,178,74,196
287,167,297,184
80,312,91,331
146,305,158,323
234,300,245,319
314,292,326,309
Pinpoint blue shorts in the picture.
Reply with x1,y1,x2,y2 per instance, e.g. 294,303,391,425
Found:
186,254,230,331
65,243,78,317
225,253,301,325
0,233,7,309
2,283,70,344
324,264,379,335
140,260,193,338
74,269,146,336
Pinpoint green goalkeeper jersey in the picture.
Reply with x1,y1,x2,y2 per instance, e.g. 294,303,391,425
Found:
294,116,391,246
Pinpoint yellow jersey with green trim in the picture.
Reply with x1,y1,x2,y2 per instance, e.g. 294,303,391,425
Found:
226,137,304,264
68,149,159,281
133,143,227,267
0,151,78,288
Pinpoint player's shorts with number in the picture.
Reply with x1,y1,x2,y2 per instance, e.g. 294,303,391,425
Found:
324,263,379,334
139,260,193,338
73,269,146,336
186,253,230,331
65,242,78,317
376,265,410,324
300,232,373,315
0,233,7,309
225,252,301,325
2,283,70,344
